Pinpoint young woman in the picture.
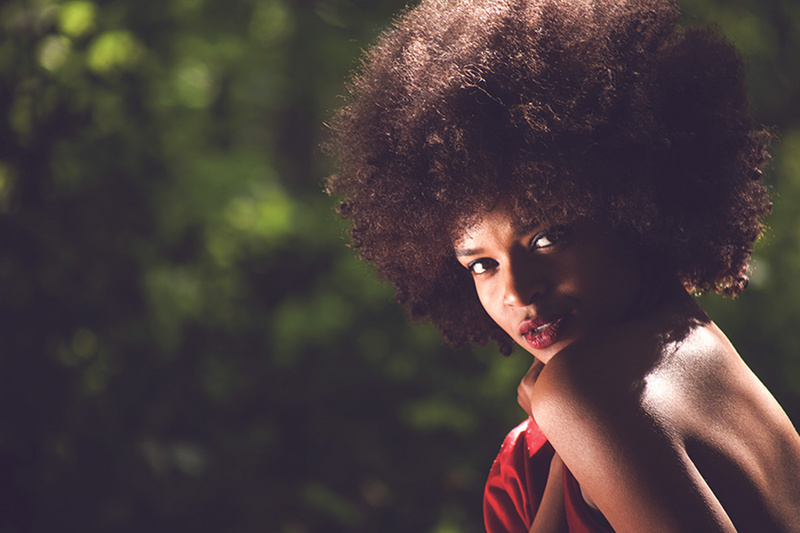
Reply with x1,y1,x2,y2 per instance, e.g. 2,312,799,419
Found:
327,0,800,530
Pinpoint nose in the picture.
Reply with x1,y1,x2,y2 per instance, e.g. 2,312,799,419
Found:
502,254,546,307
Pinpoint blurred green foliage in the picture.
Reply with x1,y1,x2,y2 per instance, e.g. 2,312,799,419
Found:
0,0,798,531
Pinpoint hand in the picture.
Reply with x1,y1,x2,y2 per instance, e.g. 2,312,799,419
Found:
518,359,545,418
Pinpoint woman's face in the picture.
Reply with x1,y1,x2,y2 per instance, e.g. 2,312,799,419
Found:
454,203,645,363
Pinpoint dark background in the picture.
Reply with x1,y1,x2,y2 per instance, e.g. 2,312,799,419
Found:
1,0,799,531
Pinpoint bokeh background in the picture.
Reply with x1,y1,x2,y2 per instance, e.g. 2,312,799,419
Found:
1,0,799,531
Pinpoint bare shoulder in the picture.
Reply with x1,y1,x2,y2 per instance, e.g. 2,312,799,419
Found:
530,300,800,532
531,314,735,531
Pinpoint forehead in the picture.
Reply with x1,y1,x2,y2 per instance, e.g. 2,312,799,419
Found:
453,204,539,249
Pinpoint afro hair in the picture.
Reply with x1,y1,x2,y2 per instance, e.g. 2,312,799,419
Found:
327,0,772,354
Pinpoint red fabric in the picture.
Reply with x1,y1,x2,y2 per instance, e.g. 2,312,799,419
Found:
483,417,615,533
483,418,553,532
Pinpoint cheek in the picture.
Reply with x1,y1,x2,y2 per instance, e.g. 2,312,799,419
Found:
475,282,514,331
475,283,497,319
475,284,495,317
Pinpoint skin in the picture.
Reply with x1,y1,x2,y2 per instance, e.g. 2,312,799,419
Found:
454,209,646,365
454,203,800,532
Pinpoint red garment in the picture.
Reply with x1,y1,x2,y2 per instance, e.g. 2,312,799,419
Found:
484,418,553,532
483,417,615,533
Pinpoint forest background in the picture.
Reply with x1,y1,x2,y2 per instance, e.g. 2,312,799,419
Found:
1,0,799,531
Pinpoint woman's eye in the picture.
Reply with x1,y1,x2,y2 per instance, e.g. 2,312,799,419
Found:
532,233,554,249
531,225,571,250
468,258,496,275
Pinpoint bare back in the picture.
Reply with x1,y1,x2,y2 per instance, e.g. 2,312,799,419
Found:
656,321,800,531
531,288,800,532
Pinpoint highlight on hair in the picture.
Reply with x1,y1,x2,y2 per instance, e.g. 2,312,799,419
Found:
326,0,772,354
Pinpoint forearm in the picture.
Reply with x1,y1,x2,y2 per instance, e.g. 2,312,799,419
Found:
529,453,568,533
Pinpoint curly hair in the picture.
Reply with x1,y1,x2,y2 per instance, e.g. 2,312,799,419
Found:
326,0,772,355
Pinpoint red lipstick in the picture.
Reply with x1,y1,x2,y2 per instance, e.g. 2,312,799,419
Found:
519,315,565,350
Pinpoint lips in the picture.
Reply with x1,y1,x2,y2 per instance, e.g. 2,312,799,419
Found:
519,314,566,350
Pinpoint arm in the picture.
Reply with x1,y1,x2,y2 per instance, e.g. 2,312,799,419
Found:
529,453,568,533
518,359,544,418
518,361,569,533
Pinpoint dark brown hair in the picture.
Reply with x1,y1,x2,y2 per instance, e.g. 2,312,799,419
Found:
327,0,771,354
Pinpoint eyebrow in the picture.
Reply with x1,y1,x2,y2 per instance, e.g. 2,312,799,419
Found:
515,219,541,236
454,247,482,258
